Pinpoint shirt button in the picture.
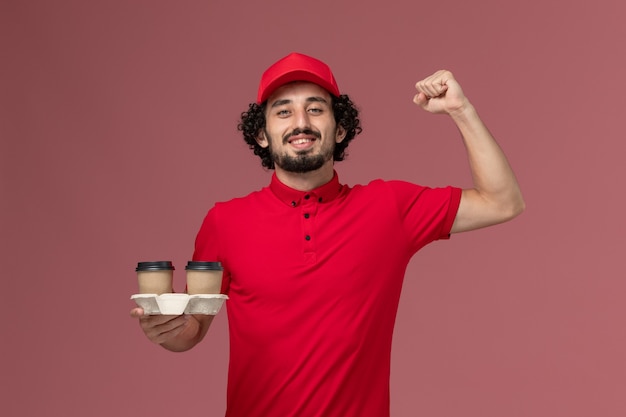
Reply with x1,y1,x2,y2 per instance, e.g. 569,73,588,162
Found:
305,235,311,241
304,194,310,200
318,197,322,203
304,213,310,219
291,201,297,207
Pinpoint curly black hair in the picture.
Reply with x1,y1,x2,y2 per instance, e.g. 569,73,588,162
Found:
237,94,362,170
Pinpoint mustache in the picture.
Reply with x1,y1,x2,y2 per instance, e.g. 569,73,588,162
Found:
283,128,321,144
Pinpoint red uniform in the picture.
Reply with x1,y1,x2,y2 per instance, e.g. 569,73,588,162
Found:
194,172,461,417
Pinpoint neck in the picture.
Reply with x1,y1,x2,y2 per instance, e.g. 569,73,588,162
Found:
274,163,335,191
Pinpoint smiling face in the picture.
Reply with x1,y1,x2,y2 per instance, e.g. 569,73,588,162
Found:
257,82,346,175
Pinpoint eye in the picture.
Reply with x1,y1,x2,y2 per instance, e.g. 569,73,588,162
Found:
308,107,323,114
276,109,291,117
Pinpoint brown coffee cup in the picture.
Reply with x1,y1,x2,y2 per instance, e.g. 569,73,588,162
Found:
136,261,174,294
185,261,223,294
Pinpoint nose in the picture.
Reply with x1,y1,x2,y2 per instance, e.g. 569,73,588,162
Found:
293,108,311,129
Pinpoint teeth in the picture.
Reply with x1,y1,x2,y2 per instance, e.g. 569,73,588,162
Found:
292,138,312,145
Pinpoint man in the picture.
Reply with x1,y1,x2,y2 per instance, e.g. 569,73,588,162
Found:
131,52,524,417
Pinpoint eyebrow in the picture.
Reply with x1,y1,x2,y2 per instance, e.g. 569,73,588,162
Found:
270,96,329,108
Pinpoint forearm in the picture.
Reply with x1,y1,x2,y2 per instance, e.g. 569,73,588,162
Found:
451,102,524,215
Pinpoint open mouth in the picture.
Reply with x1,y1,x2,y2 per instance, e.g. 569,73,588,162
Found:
290,137,315,145
287,133,318,150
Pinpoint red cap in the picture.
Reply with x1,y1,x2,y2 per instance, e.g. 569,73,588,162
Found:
256,52,340,104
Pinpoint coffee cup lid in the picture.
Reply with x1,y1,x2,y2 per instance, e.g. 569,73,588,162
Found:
185,261,222,271
136,261,175,271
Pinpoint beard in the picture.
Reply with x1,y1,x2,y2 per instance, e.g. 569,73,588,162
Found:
271,149,331,173
266,128,335,173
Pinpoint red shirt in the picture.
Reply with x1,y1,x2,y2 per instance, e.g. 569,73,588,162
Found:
194,172,461,417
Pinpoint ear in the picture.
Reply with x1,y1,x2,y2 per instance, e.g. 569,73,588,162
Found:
256,130,269,148
335,125,347,144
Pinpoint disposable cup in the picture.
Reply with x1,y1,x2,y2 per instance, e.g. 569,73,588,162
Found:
136,261,174,294
185,261,223,295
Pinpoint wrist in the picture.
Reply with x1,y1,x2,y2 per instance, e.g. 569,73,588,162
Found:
449,100,476,122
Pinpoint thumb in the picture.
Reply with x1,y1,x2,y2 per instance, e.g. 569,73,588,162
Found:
130,307,145,318
413,92,428,107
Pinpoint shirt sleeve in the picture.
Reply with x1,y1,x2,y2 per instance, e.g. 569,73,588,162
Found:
193,208,217,261
388,180,462,252
192,206,230,294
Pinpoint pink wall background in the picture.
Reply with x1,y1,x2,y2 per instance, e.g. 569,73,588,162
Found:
2,1,625,416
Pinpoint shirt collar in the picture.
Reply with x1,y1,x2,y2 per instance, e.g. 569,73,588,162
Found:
269,171,344,207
